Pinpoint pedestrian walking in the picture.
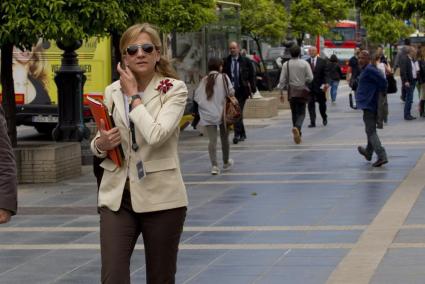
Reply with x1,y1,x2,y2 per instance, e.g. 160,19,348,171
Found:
373,52,390,127
393,38,411,102
347,47,361,92
91,23,188,284
400,46,418,120
416,46,425,117
307,46,329,127
277,45,313,144
194,58,235,175
328,54,343,104
356,50,388,167
0,106,17,224
224,41,256,144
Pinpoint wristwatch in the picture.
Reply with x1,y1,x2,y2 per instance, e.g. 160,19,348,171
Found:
130,94,141,105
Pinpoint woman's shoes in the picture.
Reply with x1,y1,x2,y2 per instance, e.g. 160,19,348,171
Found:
223,159,234,170
211,166,220,175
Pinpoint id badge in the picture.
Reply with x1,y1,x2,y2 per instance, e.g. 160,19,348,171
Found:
136,161,145,180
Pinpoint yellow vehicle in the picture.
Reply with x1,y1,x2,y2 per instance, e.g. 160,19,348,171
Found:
0,37,192,134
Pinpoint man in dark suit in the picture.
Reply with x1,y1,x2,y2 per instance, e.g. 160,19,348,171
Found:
400,46,418,120
0,106,17,224
224,41,256,144
307,46,329,127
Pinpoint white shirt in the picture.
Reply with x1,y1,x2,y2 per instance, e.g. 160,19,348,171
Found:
123,92,143,126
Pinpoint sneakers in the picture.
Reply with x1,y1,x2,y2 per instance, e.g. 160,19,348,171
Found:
292,127,301,144
211,166,220,175
223,159,234,170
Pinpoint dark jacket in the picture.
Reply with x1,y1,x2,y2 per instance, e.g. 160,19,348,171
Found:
400,56,416,84
224,55,256,98
328,62,343,81
348,56,360,90
0,106,17,215
417,59,425,84
307,56,329,93
356,64,388,112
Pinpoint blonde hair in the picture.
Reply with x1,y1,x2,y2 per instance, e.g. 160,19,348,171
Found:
120,23,179,79
28,43,49,89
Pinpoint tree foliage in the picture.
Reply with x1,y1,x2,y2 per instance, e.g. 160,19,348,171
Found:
0,0,217,146
360,0,425,19
290,0,350,42
240,0,287,43
362,12,415,45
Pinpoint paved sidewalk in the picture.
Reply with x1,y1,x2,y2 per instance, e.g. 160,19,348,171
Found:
1,82,425,283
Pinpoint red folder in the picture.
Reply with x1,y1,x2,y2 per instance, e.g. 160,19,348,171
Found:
87,96,124,167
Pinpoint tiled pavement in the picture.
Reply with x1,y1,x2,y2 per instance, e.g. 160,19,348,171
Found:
1,82,425,283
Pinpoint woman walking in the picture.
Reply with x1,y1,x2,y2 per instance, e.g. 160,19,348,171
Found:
328,54,343,104
91,23,188,284
194,57,235,175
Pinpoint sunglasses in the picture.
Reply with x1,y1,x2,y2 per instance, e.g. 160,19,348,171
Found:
126,44,156,56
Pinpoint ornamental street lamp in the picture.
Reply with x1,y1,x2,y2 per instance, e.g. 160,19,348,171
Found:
52,40,90,142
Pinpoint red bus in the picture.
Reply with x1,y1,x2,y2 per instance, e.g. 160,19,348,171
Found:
317,20,359,75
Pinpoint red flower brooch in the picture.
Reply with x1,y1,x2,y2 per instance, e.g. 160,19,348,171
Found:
156,79,173,94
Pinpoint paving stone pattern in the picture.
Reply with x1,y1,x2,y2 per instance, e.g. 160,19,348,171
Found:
1,82,425,283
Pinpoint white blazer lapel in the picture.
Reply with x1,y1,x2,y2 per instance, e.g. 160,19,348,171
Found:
141,74,161,106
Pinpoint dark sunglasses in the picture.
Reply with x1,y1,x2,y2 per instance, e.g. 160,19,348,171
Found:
126,44,156,56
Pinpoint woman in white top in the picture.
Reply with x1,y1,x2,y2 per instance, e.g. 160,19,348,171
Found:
194,58,235,175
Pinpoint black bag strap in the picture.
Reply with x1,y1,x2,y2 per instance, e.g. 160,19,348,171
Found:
222,73,230,96
286,60,291,96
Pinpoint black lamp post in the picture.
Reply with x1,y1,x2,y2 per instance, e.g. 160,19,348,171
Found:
52,40,89,142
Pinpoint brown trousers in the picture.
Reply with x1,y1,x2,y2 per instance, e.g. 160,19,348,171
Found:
99,189,186,284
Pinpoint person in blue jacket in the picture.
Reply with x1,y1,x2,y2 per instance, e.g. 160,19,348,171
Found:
355,50,388,167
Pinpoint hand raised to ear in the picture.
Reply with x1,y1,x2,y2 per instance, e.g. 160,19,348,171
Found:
117,62,138,97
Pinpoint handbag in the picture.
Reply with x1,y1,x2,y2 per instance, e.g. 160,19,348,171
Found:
386,73,397,94
222,74,241,125
286,60,310,100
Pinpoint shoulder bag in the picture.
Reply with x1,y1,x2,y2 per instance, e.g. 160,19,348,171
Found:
222,74,241,125
386,73,397,94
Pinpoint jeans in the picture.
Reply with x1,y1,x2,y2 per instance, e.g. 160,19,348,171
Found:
290,98,306,133
205,124,229,166
404,80,416,118
362,109,387,160
330,80,339,102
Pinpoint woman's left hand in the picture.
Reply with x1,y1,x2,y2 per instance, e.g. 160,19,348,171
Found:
117,62,138,97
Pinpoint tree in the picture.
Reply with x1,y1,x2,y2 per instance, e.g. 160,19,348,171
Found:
362,12,415,46
109,0,217,79
360,0,425,19
289,0,350,45
240,0,287,90
0,0,124,145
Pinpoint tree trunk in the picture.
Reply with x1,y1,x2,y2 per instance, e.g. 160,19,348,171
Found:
254,38,272,91
0,43,17,147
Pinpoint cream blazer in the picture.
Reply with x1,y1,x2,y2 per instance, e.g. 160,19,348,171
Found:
90,74,188,212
